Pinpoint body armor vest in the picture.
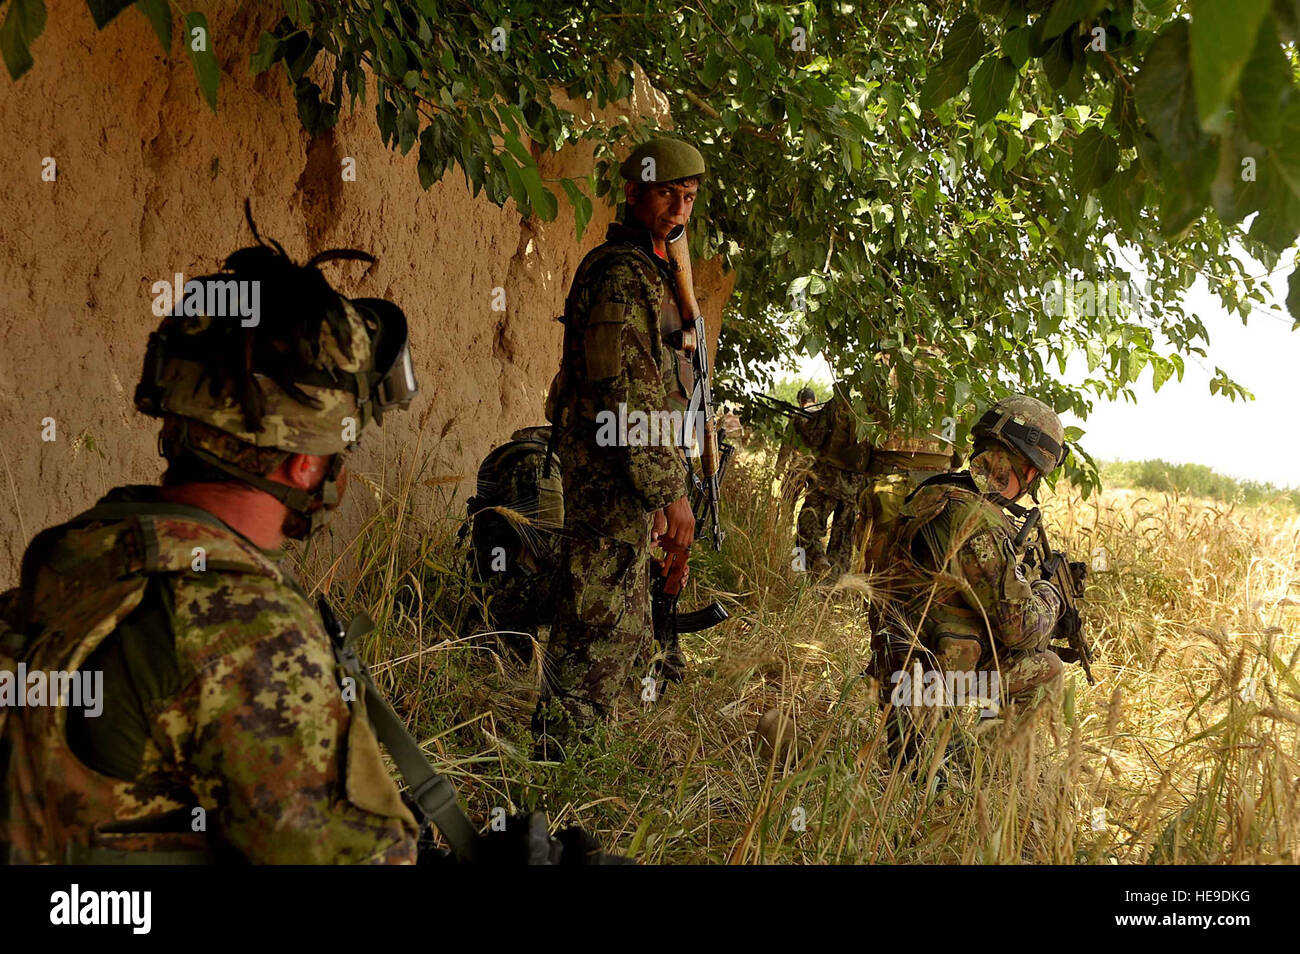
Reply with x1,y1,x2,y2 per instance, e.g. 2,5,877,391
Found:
548,236,693,429
2,501,283,864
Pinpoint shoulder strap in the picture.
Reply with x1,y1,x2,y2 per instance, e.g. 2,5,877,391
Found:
904,470,978,504
319,599,481,862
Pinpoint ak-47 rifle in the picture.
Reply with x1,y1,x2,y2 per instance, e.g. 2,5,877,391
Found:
651,224,734,681
749,393,827,421
1013,509,1095,684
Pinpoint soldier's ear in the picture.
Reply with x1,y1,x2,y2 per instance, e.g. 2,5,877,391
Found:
280,453,330,490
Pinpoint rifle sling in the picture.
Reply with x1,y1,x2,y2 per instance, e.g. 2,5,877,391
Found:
332,611,481,862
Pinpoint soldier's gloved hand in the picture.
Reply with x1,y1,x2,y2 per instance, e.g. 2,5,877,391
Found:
1031,578,1065,618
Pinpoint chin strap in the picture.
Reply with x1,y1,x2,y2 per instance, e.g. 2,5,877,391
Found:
169,425,344,539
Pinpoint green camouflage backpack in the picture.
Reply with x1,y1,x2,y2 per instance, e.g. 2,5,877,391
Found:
464,427,565,653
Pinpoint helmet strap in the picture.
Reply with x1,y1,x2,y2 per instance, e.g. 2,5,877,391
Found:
172,432,341,539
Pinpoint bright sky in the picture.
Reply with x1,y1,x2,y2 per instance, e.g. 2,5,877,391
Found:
792,244,1299,489
1057,244,1298,490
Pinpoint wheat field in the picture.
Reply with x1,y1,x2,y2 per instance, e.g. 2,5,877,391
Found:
304,441,1300,865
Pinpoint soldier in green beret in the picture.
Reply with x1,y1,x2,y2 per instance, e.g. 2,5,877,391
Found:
533,138,707,758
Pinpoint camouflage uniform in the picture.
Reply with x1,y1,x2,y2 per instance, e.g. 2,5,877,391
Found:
794,389,869,572
537,221,688,741
0,488,417,864
870,396,1072,744
871,472,1064,701
0,233,422,863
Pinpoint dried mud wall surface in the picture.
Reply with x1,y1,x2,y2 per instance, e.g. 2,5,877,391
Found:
0,5,735,582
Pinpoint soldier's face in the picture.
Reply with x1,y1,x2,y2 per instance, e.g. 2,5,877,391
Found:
626,181,698,240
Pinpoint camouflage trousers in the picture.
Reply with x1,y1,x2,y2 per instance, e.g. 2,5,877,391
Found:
875,631,1063,769
797,465,865,572
533,519,655,755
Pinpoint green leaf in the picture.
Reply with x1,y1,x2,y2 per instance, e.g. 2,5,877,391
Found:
1250,153,1300,251
183,11,219,112
1188,0,1270,130
519,163,558,221
249,30,281,74
135,0,171,52
1073,126,1119,193
499,154,529,212
1237,17,1290,147
1157,139,1220,238
1152,355,1172,392
970,56,1018,126
1042,0,1091,39
560,178,592,241
702,50,726,85
0,0,45,81
1211,134,1262,225
919,13,986,111
1287,269,1300,327
1043,35,1074,90
1135,20,1204,161
85,0,133,28
1004,130,1024,170
1269,99,1300,200
1002,26,1033,68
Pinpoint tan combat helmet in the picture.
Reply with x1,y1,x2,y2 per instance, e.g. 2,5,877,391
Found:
970,394,1066,475
619,137,706,183
134,204,418,536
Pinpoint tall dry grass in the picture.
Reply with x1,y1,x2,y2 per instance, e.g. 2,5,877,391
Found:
302,441,1300,864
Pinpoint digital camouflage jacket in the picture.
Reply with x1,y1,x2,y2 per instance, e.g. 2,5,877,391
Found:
0,487,418,864
547,221,688,537
873,473,1061,666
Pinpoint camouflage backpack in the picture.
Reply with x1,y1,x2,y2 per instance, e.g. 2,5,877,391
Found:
464,427,565,650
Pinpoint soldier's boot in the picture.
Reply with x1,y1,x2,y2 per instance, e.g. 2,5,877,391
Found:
530,698,597,762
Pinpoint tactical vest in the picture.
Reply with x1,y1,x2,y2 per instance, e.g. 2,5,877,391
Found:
2,500,322,863
547,238,693,429
878,474,996,655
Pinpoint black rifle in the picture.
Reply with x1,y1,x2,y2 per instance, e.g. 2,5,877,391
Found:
651,438,734,682
749,393,826,421
1013,509,1095,684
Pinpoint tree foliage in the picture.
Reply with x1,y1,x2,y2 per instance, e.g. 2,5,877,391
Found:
8,0,1300,494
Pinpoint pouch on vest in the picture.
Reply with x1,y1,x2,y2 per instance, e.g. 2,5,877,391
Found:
584,301,627,381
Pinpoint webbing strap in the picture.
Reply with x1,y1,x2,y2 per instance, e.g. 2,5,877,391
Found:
327,607,480,861
69,499,234,533
987,413,1063,466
